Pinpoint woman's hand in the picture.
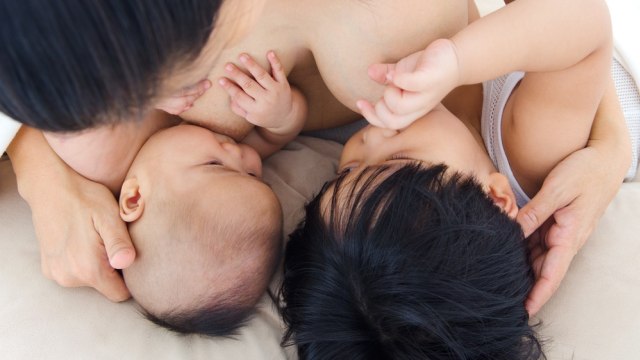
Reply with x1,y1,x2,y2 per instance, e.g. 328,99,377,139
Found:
8,127,135,302
155,78,211,115
518,77,631,316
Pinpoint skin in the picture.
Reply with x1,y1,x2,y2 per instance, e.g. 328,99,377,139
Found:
346,0,630,315
6,0,630,310
45,51,304,193
335,105,519,219
118,124,278,313
9,0,470,300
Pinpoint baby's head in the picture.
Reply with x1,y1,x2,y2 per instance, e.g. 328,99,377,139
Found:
119,124,282,337
280,109,543,358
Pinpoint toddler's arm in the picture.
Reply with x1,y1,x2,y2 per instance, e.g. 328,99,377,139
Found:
219,51,307,158
359,0,612,129
518,77,631,315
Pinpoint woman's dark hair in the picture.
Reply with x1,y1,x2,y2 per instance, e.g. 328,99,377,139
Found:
280,163,544,360
0,0,221,131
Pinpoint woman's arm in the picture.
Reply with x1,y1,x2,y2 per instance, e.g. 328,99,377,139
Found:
518,76,631,315
7,126,136,301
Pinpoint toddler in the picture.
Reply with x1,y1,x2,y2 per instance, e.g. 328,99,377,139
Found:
280,0,638,358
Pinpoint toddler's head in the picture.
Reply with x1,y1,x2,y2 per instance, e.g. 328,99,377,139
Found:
280,108,543,358
120,124,282,337
282,163,542,359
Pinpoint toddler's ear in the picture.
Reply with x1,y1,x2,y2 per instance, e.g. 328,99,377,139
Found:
486,173,518,219
119,178,144,222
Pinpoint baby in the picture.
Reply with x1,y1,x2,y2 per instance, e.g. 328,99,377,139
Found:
281,0,638,358
45,52,307,336
119,124,283,336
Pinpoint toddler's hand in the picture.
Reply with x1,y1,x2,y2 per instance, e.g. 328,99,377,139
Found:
155,78,211,115
219,51,294,132
357,39,461,129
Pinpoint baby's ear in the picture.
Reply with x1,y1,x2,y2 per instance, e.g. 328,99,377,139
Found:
486,172,518,219
119,178,145,222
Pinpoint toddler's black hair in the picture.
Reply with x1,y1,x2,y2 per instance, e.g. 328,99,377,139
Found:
280,163,544,359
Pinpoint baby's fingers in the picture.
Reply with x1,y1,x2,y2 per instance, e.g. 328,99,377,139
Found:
238,53,276,90
267,51,287,83
224,62,264,99
219,78,256,112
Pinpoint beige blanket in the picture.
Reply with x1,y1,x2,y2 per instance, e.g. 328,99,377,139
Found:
1,134,640,359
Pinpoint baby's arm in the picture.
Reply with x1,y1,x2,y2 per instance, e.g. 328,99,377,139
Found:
219,51,307,158
360,0,612,129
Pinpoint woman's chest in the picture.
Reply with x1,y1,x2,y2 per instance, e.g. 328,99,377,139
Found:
180,0,470,137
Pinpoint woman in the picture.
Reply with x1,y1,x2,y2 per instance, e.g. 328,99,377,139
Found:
0,0,628,321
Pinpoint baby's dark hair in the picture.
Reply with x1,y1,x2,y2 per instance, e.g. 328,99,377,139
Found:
280,163,544,359
0,0,221,132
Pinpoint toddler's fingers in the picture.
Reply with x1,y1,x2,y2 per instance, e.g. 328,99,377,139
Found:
356,100,386,128
381,85,428,116
219,78,256,111
392,70,430,92
239,53,276,90
389,89,438,119
267,51,287,83
368,63,395,85
224,62,264,99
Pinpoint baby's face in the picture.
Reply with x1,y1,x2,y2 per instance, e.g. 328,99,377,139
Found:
128,124,263,190
340,106,495,181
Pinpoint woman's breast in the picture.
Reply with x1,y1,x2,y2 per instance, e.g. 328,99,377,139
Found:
307,0,469,122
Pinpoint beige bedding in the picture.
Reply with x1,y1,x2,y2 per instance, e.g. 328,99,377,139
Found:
2,134,640,359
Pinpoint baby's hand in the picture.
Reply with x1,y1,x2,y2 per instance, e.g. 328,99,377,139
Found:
155,79,211,115
219,51,295,132
357,39,461,129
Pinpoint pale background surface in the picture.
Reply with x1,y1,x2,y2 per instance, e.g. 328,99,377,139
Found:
2,1,640,359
